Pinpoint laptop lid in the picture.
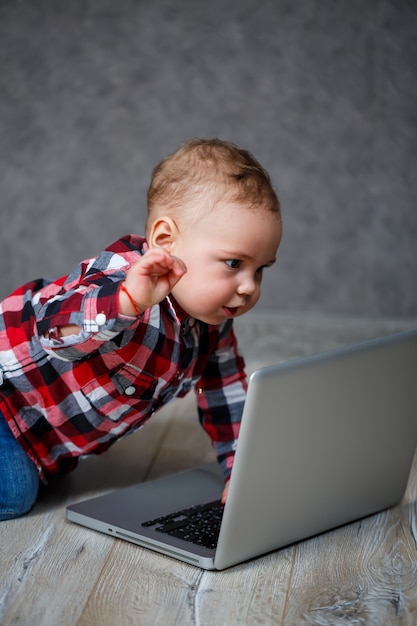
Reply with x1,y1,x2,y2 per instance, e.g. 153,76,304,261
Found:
214,328,417,569
67,329,417,570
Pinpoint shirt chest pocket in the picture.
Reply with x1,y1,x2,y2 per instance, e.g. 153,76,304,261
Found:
80,365,157,422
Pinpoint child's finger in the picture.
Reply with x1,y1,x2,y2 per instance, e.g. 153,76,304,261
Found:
136,248,187,277
221,480,230,504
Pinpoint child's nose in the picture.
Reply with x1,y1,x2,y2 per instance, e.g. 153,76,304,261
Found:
236,275,256,297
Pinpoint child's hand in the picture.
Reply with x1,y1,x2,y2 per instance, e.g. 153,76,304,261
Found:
221,479,230,505
120,247,187,315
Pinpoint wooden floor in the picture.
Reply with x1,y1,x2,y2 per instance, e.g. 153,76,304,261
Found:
1,313,416,626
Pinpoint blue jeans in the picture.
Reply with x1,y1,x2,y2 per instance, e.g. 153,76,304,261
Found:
0,410,40,520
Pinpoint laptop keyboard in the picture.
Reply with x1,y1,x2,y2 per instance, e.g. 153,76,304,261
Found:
141,499,224,550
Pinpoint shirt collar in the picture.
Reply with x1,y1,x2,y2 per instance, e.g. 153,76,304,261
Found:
165,294,190,324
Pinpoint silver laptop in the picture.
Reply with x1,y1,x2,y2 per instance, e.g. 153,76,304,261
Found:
66,329,417,570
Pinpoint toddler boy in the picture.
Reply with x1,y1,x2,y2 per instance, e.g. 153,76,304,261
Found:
0,138,282,520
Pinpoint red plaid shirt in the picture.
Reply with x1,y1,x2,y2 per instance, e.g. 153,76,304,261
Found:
0,235,246,481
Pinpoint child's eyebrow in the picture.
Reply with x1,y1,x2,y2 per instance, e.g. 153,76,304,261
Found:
219,249,276,265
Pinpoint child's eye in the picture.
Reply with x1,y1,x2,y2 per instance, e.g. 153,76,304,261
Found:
225,259,241,269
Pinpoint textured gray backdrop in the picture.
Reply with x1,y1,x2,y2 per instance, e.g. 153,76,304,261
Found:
1,0,416,317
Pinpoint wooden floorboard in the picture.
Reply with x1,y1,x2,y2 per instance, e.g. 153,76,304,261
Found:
1,313,416,625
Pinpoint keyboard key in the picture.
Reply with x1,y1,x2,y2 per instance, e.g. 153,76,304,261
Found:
141,500,224,549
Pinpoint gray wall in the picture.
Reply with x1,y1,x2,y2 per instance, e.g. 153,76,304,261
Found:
1,0,416,317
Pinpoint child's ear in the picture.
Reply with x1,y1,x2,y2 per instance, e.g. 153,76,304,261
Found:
148,217,179,252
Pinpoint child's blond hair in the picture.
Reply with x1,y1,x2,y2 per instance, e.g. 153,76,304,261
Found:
146,138,280,233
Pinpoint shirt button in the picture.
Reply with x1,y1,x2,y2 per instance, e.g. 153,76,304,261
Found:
95,313,107,326
125,385,136,396
188,317,196,328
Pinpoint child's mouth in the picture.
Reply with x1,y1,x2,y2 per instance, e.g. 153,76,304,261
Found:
222,306,239,317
